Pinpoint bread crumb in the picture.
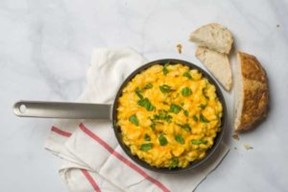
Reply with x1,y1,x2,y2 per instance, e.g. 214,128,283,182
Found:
243,144,253,150
176,44,182,54
234,147,237,150
232,134,240,141
276,24,280,28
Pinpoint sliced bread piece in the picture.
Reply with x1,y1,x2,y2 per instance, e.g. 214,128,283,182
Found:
195,46,232,91
189,23,233,54
234,52,269,132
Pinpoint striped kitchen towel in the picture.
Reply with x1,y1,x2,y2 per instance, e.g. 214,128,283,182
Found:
45,48,229,192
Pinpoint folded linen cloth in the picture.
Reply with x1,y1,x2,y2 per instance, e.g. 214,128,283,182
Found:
45,48,230,192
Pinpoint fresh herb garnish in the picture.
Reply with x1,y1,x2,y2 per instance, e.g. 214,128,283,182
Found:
138,98,155,111
191,140,206,145
140,143,153,151
143,83,153,89
184,110,189,117
158,134,168,146
135,87,144,99
200,113,210,123
163,63,169,75
150,119,164,130
181,87,192,97
176,123,191,132
198,104,207,110
169,157,179,169
183,71,192,80
136,86,155,111
144,134,151,141
159,84,173,93
175,135,185,144
170,104,182,114
193,115,198,122
153,110,172,123
129,114,139,126
150,120,156,130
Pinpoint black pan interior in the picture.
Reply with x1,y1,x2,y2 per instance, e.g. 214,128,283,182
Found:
112,59,227,174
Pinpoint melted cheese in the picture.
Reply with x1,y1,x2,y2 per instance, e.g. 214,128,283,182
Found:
117,64,223,168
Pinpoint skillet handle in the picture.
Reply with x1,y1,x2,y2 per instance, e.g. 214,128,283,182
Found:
13,101,112,120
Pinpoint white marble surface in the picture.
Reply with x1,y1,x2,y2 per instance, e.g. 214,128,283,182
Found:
1,0,288,191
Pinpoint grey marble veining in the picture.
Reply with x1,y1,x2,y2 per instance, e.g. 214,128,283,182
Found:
1,0,288,191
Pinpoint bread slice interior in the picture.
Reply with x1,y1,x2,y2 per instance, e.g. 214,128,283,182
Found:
234,53,244,131
195,46,232,91
189,23,233,54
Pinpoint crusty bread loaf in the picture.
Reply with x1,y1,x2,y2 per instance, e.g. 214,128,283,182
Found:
189,23,233,54
234,52,269,132
195,46,232,91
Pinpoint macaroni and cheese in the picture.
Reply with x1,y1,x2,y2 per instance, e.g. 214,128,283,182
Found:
117,63,223,168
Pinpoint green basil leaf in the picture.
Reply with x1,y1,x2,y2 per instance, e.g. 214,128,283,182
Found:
144,134,151,141
181,87,192,97
193,115,198,122
182,124,191,132
129,114,139,126
159,84,172,93
135,87,144,99
138,98,149,107
170,104,182,114
149,117,156,129
147,103,155,111
163,63,169,75
191,140,206,145
176,123,191,132
200,113,210,123
175,135,185,144
169,157,179,169
153,110,172,123
184,110,189,117
140,143,153,151
150,121,156,130
138,98,155,111
198,104,207,110
158,134,168,146
183,71,192,80
143,83,153,89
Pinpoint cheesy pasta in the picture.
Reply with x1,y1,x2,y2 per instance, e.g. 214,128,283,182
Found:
116,63,223,168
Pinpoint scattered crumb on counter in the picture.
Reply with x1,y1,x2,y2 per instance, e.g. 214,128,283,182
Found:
232,134,240,141
243,144,253,150
276,24,280,28
234,147,237,150
176,43,182,54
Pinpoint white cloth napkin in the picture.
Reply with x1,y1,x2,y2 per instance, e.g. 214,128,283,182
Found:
45,48,230,192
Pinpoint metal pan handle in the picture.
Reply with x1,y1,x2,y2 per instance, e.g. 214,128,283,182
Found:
13,101,112,120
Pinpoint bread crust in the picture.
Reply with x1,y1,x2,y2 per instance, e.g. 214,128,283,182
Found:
236,52,269,132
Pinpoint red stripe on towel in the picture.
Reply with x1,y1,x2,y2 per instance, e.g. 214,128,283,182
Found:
81,169,101,192
51,126,72,137
50,126,101,191
79,123,170,192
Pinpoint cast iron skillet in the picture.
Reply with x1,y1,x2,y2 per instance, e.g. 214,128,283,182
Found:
14,59,227,174
112,59,227,173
